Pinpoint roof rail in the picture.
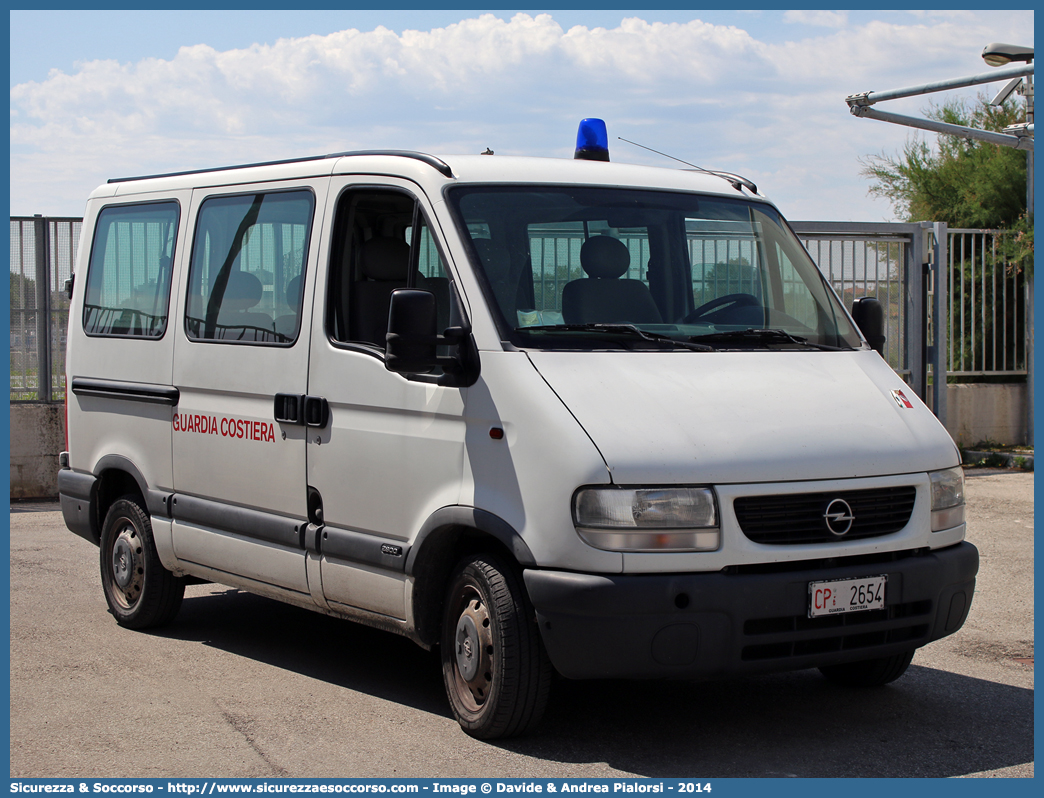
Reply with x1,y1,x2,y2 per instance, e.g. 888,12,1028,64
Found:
107,149,453,184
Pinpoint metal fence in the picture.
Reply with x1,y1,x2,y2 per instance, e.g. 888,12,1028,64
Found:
795,223,914,380
795,223,1030,376
10,216,80,402
794,222,1031,433
9,216,1030,418
946,228,1028,377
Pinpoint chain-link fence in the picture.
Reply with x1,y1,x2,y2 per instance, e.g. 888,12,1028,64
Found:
10,216,81,402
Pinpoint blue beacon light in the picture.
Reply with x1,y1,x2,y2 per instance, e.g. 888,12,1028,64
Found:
574,118,610,161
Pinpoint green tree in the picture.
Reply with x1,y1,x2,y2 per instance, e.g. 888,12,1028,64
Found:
862,94,1031,377
860,94,1027,229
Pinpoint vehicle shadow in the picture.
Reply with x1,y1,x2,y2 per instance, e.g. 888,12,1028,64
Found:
161,586,450,718
162,587,1032,778
510,667,1033,777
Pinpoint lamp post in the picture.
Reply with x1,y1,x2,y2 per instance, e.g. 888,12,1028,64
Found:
982,42,1035,67
846,44,1035,446
983,43,1034,448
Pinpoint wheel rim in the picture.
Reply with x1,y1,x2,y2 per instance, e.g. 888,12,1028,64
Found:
108,521,144,610
451,588,494,710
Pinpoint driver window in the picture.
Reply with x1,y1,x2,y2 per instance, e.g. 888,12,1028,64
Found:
326,190,455,351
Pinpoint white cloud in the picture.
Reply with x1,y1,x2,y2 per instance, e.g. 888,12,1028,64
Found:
783,11,849,28
9,10,1035,220
904,10,982,23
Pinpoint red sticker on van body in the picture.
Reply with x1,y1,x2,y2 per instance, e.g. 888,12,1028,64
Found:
173,413,275,442
891,389,914,409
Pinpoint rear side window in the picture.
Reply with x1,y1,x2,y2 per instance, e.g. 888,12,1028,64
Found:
185,190,314,344
82,201,180,337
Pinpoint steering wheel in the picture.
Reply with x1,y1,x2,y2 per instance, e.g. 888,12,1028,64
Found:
684,293,760,323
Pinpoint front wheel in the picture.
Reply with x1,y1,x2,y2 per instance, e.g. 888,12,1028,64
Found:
819,650,915,687
440,554,552,739
100,496,185,629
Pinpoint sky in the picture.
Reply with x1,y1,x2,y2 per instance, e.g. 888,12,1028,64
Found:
8,8,1036,222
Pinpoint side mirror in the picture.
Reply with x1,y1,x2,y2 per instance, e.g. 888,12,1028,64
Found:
851,297,885,355
386,289,439,374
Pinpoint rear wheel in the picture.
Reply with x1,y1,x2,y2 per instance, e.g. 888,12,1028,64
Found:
441,554,552,739
100,496,184,629
819,650,915,687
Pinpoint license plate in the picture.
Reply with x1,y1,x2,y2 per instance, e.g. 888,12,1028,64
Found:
808,574,887,618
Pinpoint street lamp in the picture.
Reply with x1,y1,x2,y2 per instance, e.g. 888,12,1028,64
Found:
846,42,1035,444
982,42,1033,136
982,42,1035,67
984,43,1034,448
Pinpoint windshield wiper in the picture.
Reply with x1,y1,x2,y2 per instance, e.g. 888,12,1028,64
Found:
689,328,847,351
516,323,714,352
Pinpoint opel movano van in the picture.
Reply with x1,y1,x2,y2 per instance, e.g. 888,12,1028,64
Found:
60,121,977,739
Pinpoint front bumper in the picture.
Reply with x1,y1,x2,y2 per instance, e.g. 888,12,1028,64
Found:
524,542,978,679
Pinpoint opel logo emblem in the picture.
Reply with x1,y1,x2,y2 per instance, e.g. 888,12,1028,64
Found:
824,498,855,536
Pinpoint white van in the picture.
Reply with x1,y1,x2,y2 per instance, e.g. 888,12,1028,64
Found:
59,121,977,739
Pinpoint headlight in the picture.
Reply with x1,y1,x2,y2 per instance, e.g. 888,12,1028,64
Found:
929,467,965,531
573,487,719,552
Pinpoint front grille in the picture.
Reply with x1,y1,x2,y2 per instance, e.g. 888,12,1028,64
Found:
721,547,929,576
740,600,933,661
734,486,917,545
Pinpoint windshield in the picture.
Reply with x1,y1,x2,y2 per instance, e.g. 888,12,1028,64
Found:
447,186,862,351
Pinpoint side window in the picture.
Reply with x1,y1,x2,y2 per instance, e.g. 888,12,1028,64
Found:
410,215,455,339
185,190,313,344
82,201,179,337
326,190,456,351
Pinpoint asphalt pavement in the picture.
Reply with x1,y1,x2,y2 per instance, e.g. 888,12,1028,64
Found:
8,470,1033,778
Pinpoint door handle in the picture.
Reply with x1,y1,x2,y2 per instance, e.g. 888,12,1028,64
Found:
274,393,304,424
274,394,329,428
304,396,329,428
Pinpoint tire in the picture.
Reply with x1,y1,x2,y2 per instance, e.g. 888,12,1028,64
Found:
99,495,185,629
441,554,552,739
819,650,915,687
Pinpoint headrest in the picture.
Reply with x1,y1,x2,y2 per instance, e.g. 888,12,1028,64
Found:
360,237,411,281
580,236,630,279
222,271,263,309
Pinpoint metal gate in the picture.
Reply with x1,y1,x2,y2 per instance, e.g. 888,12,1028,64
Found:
793,221,1030,431
10,216,80,402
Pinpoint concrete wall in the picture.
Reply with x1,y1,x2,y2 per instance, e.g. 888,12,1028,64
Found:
10,403,64,500
941,383,1027,448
